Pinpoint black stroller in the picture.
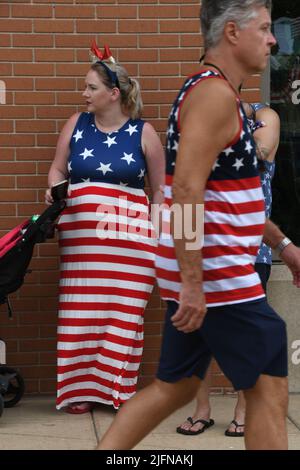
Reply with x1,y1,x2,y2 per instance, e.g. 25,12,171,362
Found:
0,200,66,417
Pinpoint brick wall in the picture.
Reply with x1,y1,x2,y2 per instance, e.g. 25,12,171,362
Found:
0,0,261,396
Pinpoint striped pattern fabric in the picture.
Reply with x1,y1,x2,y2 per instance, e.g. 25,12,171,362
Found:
56,182,156,409
155,70,266,307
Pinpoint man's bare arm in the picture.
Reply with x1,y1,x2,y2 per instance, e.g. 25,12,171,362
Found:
171,79,240,333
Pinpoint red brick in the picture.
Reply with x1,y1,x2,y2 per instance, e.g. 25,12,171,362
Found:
76,20,116,33
12,5,52,18
40,352,56,364
23,380,39,394
16,147,55,161
0,106,34,118
16,120,55,133
0,326,39,339
0,48,33,62
21,365,56,378
19,339,56,353
0,34,11,46
14,63,54,76
160,19,200,33
0,19,32,32
140,35,179,48
0,204,16,216
0,121,13,132
0,189,36,202
16,175,48,188
40,380,56,393
36,77,76,91
15,91,55,105
36,134,59,147
5,77,34,90
19,311,58,325
97,5,137,19
55,5,95,18
241,90,261,102
119,20,158,34
0,5,9,17
180,5,201,18
34,20,74,33
139,6,179,18
13,34,54,47
0,63,12,75
35,49,74,62
8,353,39,366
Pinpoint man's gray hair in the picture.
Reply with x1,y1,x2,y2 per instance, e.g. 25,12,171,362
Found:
200,0,272,50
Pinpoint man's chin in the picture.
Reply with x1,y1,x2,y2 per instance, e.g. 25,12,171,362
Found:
250,62,268,74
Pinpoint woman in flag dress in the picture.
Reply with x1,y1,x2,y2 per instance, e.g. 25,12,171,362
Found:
45,44,165,413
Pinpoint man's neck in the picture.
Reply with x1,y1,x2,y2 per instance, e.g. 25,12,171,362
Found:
203,52,246,94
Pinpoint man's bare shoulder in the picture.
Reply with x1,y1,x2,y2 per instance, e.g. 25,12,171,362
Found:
181,77,238,131
182,77,237,119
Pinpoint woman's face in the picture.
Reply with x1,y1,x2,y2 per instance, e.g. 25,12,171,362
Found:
82,69,112,113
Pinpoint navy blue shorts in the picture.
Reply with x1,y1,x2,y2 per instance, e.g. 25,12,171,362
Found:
156,299,288,390
254,263,271,293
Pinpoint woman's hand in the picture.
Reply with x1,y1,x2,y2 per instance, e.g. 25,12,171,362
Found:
45,188,54,205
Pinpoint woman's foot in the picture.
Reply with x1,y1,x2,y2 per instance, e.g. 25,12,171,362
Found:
176,409,214,435
224,419,245,437
64,402,94,414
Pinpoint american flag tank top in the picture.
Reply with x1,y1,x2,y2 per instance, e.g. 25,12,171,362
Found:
155,70,266,307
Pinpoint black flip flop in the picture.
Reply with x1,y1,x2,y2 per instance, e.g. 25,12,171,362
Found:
176,417,215,435
224,419,245,437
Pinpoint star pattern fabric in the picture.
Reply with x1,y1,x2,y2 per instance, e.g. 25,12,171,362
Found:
167,87,275,265
249,103,275,265
57,112,156,411
256,159,275,264
157,69,266,307
166,71,261,183
68,113,147,188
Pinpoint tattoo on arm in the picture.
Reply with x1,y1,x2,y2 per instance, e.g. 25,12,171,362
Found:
256,145,270,161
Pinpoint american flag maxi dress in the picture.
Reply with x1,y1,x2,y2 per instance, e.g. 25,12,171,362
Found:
56,113,157,409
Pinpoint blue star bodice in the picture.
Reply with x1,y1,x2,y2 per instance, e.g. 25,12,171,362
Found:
68,113,147,189
247,103,276,265
256,160,275,264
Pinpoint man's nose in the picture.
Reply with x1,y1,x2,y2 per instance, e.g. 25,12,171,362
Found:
269,32,277,47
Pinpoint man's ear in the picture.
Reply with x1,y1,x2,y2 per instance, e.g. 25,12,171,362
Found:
224,21,240,45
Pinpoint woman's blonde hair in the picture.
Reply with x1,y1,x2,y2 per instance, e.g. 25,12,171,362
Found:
91,62,143,120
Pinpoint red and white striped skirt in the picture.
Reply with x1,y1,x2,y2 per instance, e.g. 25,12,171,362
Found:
56,182,157,409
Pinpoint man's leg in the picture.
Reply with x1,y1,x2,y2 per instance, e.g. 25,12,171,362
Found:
243,374,288,450
97,376,201,450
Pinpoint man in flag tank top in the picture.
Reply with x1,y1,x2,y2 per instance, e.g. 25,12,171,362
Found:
175,102,280,438
98,0,300,450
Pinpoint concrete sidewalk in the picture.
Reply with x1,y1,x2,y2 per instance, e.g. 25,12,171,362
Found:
0,394,300,450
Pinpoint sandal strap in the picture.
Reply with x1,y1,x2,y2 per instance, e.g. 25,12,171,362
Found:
231,419,245,428
192,418,210,426
187,417,194,425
